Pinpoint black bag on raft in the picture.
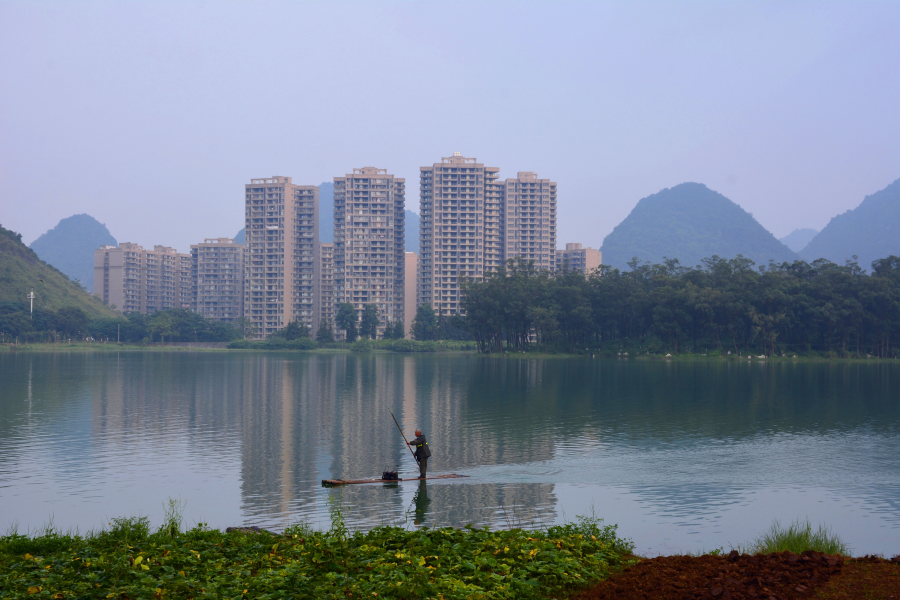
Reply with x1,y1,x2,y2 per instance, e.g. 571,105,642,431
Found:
382,470,399,481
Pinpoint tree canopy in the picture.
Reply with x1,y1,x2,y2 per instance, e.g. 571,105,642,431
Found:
461,255,900,357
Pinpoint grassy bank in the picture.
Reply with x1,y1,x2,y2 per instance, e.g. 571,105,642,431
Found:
0,513,634,600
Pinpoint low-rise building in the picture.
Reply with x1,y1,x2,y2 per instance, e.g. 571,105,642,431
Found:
555,243,602,275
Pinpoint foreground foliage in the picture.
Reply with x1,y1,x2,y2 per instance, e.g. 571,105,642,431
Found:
0,516,634,600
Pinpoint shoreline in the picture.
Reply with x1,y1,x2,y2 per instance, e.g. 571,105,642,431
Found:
4,342,897,361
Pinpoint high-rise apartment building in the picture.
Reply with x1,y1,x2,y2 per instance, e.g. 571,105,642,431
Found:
332,167,405,336
502,172,557,272
93,243,191,314
244,176,319,339
556,243,602,275
190,238,246,322
319,242,334,326
418,153,499,315
404,251,417,338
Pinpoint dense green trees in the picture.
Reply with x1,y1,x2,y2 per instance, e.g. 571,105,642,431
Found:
462,256,900,357
359,304,380,339
0,304,242,343
410,304,471,341
316,318,335,343
335,302,358,342
270,319,311,341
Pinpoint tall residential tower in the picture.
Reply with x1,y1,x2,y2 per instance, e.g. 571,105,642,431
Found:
243,177,319,339
190,237,246,322
417,153,499,315
332,167,405,336
501,172,557,272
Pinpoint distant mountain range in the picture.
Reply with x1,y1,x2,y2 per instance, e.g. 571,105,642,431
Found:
601,183,798,270
29,214,117,291
779,228,819,253
1,224,116,318
799,178,900,271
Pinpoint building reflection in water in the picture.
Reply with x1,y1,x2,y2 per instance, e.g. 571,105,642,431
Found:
229,354,560,530
5,352,896,550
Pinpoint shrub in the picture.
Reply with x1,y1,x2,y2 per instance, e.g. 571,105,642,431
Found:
735,519,850,555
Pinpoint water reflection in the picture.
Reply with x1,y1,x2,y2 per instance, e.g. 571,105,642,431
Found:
0,352,898,555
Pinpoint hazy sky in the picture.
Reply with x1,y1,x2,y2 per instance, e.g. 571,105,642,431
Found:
1,1,898,253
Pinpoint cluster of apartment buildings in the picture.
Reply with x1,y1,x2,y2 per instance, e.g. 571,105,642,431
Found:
94,154,601,339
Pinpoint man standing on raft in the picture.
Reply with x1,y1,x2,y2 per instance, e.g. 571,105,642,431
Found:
407,429,431,479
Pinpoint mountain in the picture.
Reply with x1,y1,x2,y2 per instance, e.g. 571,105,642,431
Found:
1,224,117,319
405,210,419,253
601,183,798,270
799,178,900,271
29,214,116,291
232,183,422,251
779,228,818,253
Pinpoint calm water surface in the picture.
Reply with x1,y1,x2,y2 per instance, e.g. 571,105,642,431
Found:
1,352,898,555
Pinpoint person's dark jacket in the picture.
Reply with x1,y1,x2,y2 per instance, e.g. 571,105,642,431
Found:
409,435,432,459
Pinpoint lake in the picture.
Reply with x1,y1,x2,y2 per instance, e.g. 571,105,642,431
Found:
1,351,898,556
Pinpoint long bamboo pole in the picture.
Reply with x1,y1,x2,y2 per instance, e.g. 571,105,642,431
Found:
389,410,420,466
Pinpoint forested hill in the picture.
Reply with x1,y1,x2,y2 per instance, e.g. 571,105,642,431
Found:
29,214,117,292
601,183,798,270
799,178,900,271
0,224,117,324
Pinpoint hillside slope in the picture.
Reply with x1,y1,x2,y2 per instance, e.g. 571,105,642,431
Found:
799,178,900,271
0,224,116,319
601,183,798,270
29,214,117,291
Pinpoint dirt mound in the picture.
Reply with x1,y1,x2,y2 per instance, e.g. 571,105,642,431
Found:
573,550,843,599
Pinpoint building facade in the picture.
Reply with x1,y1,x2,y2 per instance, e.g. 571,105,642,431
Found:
93,243,191,314
244,176,319,339
502,172,557,272
418,153,499,315
190,238,246,322
332,167,405,337
319,242,334,327
555,243,602,274
404,251,418,338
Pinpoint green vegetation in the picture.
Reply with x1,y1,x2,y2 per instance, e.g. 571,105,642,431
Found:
411,304,471,341
228,338,317,350
335,302,359,342
733,520,850,556
0,511,634,600
462,254,900,357
0,224,118,334
600,182,798,270
29,213,117,292
800,177,900,271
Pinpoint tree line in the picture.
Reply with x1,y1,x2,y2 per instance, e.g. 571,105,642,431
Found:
0,305,244,344
460,255,900,357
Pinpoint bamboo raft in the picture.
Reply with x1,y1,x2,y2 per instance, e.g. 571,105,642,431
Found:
321,474,469,487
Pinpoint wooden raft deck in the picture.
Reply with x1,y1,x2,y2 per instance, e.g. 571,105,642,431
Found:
321,474,469,487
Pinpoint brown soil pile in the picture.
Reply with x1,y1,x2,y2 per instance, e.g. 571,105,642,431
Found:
572,550,843,600
815,555,900,599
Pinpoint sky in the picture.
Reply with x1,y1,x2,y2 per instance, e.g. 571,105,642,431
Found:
1,1,898,253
